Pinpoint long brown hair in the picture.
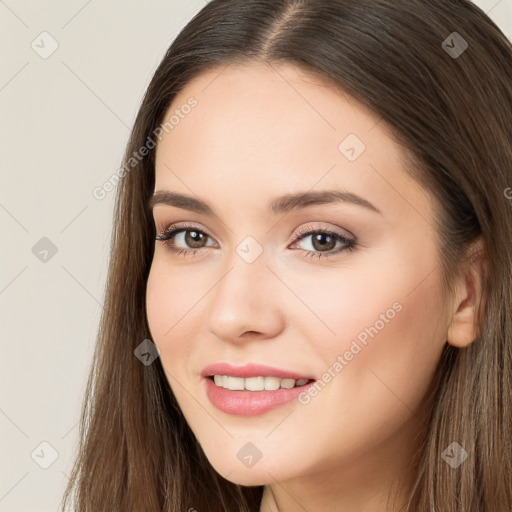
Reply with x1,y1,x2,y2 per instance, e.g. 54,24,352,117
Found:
61,1,512,510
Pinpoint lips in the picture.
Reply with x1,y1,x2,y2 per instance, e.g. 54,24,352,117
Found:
200,363,317,416
200,362,316,381
204,377,316,416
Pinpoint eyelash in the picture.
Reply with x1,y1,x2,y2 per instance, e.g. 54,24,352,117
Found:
154,223,357,259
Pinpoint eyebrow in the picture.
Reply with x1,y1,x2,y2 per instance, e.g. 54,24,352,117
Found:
148,189,383,216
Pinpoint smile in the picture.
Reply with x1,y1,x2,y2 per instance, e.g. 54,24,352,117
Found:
204,376,316,416
212,375,311,391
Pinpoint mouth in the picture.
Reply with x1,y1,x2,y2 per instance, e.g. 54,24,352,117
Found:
200,362,317,415
203,374,317,416
207,375,316,391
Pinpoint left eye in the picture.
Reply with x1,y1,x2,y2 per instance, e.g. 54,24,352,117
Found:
291,229,356,257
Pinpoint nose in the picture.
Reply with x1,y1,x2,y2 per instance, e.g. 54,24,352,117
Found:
205,254,285,343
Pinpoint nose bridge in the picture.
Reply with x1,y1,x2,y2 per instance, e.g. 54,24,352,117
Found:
205,243,283,340
217,232,271,297
211,247,269,314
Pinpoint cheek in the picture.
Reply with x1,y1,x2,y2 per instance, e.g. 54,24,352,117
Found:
145,260,201,369
303,259,446,435
146,263,174,344
294,246,446,408
324,268,446,370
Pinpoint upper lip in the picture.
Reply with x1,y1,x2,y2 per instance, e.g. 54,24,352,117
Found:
201,362,316,381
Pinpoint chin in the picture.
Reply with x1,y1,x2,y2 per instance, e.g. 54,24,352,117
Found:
221,469,273,487
207,457,279,486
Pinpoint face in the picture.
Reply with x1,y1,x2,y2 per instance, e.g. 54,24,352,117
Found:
146,62,450,489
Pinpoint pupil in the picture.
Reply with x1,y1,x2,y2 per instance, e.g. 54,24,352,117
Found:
186,230,205,248
313,233,335,251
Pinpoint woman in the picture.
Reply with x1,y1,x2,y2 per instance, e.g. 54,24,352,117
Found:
61,1,512,510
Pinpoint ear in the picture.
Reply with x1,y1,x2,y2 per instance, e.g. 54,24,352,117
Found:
447,237,487,348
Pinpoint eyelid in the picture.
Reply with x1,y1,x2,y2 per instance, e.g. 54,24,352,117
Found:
292,223,355,242
155,222,354,245
155,221,213,238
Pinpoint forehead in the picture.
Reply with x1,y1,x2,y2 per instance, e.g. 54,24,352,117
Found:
156,61,389,165
153,62,435,227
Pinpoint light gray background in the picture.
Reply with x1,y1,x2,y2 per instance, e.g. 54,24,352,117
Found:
1,1,511,510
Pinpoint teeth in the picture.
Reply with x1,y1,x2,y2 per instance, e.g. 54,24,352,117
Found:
264,377,281,390
245,376,265,391
212,375,310,391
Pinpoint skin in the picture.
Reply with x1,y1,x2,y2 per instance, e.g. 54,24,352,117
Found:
145,62,484,512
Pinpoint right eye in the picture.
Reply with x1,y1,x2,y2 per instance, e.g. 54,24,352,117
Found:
155,224,217,256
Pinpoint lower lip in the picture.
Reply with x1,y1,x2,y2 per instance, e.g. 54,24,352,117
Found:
204,377,316,416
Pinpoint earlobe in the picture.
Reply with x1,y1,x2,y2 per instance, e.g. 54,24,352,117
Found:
446,237,487,349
